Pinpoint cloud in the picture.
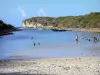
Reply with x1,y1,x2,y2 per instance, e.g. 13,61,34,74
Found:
18,6,27,17
37,8,46,16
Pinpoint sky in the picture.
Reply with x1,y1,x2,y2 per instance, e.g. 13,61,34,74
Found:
0,0,100,27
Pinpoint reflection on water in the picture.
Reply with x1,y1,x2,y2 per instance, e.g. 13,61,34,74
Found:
0,29,100,59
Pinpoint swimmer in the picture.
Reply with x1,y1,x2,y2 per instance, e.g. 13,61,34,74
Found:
38,43,40,45
34,43,36,46
88,39,91,41
80,37,84,40
31,37,33,39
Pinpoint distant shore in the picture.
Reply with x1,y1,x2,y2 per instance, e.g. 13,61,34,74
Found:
55,28,100,32
66,28,100,32
0,57,100,75
22,27,100,32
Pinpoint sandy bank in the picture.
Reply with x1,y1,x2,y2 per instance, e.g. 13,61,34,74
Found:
66,28,100,32
0,57,100,75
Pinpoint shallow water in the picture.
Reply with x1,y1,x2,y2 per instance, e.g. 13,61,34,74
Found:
0,29,100,59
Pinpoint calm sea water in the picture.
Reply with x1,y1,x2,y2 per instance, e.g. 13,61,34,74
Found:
0,29,100,59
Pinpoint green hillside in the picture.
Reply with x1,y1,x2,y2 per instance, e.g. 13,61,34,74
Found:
23,12,100,28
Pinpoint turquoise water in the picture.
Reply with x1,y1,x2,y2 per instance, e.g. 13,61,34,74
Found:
0,29,100,59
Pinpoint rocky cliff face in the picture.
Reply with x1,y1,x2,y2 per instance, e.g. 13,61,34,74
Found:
23,21,44,28
22,17,58,29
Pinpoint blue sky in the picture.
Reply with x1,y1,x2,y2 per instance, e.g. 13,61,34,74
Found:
0,0,100,27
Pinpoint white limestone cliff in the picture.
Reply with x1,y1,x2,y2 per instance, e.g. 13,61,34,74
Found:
22,21,53,29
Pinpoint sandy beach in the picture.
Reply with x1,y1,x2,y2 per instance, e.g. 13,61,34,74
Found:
0,57,100,75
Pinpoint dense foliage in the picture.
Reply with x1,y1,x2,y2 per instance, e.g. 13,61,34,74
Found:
0,20,15,29
24,12,100,28
0,20,19,36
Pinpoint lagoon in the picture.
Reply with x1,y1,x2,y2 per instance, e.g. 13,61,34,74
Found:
0,29,100,59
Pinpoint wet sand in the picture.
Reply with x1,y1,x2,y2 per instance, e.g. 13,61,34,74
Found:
0,57,100,75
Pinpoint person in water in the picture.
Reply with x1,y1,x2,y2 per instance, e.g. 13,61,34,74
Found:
96,37,99,41
97,38,99,42
88,39,91,41
34,43,36,46
93,37,99,43
80,37,84,40
31,37,33,39
38,43,40,45
75,35,78,41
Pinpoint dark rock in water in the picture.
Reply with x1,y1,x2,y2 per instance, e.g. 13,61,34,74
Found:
51,29,67,32
0,30,14,36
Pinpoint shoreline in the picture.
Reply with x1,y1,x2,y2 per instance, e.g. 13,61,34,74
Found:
0,28,22,36
22,27,100,32
66,28,100,32
0,57,100,75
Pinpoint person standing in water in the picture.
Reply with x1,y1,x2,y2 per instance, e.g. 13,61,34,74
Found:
75,35,78,47
75,35,78,42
